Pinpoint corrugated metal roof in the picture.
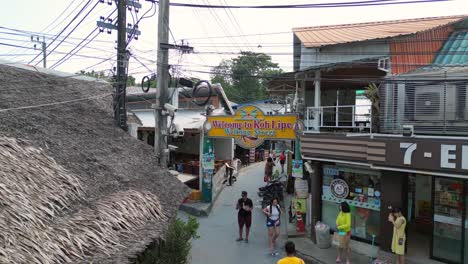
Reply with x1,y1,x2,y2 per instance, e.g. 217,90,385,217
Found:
294,15,467,48
433,30,468,65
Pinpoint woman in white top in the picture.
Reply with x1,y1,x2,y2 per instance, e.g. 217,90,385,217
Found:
263,197,282,255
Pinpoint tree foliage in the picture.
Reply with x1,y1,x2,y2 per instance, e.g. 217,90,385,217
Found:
78,70,136,86
211,52,282,103
136,217,200,264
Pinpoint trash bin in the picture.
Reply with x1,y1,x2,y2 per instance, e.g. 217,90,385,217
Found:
315,221,331,249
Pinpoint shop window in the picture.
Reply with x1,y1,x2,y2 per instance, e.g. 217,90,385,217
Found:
432,177,463,263
321,165,381,243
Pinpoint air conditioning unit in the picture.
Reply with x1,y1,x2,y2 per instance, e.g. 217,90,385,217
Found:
414,84,456,121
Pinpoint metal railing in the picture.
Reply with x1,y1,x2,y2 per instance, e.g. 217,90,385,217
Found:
305,105,372,132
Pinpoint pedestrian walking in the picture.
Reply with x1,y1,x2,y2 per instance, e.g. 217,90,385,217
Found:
236,191,253,243
279,151,286,174
264,157,274,182
225,162,234,186
263,197,282,256
336,201,351,264
277,241,305,264
389,207,406,264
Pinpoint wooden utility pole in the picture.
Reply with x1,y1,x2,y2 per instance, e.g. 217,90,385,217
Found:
154,0,170,167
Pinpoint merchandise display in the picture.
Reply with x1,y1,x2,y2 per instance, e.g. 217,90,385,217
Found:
321,165,381,242
432,178,463,263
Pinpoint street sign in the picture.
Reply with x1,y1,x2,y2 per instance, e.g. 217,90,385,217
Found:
205,105,298,149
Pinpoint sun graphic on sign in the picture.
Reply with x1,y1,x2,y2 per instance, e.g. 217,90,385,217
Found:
238,109,259,120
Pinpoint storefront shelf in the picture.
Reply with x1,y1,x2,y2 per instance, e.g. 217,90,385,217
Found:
321,195,380,211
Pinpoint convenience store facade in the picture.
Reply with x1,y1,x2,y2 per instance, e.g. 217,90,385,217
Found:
302,133,468,263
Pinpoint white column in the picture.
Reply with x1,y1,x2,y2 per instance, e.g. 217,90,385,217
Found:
314,71,321,131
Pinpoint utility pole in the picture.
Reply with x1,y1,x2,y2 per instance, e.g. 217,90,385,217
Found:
31,36,46,68
97,0,141,130
115,0,128,130
154,0,170,167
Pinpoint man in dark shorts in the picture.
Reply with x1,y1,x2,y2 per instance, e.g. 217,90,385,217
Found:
236,191,253,243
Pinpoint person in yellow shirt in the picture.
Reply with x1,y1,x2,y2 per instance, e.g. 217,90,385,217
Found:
277,241,305,264
335,202,351,264
389,207,406,264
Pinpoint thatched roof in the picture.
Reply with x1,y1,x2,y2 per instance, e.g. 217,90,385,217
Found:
0,64,189,263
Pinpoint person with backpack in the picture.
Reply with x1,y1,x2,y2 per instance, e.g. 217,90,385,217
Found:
263,197,282,256
277,241,305,264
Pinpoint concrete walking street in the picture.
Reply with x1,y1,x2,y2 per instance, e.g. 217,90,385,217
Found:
179,162,289,264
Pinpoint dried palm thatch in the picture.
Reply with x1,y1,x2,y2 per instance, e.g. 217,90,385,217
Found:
0,64,190,263
0,137,169,263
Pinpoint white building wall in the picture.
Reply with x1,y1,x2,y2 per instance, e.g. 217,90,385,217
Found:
299,42,389,70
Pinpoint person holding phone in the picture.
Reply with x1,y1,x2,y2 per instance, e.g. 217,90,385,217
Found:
389,207,406,264
236,191,253,243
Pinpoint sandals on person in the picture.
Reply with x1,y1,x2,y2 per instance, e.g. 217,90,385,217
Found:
336,257,341,263
236,238,243,241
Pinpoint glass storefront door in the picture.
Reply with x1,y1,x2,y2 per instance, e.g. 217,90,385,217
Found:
432,177,463,263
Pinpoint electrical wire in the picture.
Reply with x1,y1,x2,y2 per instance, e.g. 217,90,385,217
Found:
50,8,118,69
28,0,93,64
0,93,111,113
41,0,81,33
34,1,100,66
126,2,157,47
146,0,449,9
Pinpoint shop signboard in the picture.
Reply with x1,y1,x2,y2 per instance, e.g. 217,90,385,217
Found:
205,105,299,149
293,198,307,213
330,179,349,199
249,148,255,163
301,133,468,176
295,178,309,198
292,160,303,178
379,138,468,174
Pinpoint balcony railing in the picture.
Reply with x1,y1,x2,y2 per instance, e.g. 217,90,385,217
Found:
305,105,372,132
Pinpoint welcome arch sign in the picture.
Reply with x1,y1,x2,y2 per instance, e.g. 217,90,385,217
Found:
204,105,300,148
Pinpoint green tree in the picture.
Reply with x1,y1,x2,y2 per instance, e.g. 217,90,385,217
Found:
210,52,282,103
127,75,136,86
78,70,107,79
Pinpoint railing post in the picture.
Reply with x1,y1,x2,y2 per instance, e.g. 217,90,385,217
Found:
352,106,355,128
370,107,373,134
335,105,339,127
306,107,309,131
320,107,324,127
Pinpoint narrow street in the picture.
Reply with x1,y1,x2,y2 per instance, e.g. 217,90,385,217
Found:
180,162,288,264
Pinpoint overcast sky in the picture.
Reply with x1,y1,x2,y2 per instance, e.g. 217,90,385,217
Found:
0,0,466,81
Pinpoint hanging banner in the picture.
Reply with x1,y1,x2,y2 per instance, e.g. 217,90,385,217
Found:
201,137,215,203
205,105,298,149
